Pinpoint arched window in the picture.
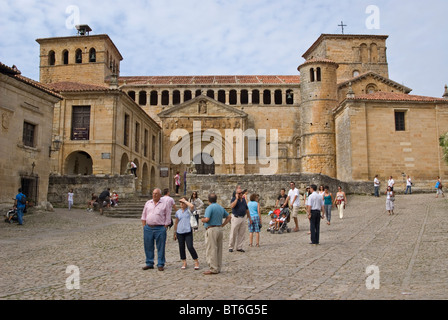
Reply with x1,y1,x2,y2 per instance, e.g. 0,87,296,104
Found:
252,89,260,104
240,90,249,104
48,50,55,66
263,90,271,104
62,50,69,65
366,84,378,94
195,89,202,98
75,49,82,64
229,90,237,105
218,90,226,103
286,89,294,105
128,91,136,101
184,90,192,102
360,43,368,63
162,90,169,105
274,90,282,104
353,70,360,77
150,91,158,105
89,48,96,62
207,90,215,99
138,91,147,105
173,90,181,105
316,67,321,82
370,43,378,63
310,68,315,82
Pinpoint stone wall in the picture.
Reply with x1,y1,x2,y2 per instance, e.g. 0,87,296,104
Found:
48,174,136,207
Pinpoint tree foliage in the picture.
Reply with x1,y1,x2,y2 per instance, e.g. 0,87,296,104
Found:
440,132,448,164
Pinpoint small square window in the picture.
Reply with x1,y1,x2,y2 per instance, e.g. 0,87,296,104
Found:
395,111,406,131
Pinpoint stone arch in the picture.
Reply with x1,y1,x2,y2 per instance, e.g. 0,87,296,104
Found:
89,48,96,62
150,166,156,192
360,43,368,63
75,48,82,64
62,49,69,65
138,90,147,105
120,153,130,175
370,43,378,63
48,50,55,66
64,151,93,175
366,83,378,94
142,163,150,195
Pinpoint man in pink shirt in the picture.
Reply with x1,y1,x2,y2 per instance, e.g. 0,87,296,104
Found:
141,188,173,271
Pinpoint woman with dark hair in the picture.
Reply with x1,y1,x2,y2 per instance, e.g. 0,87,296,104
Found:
386,186,395,215
247,193,261,247
334,186,347,219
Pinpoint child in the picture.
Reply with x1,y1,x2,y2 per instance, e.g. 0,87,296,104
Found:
68,189,74,211
268,213,277,232
276,211,287,230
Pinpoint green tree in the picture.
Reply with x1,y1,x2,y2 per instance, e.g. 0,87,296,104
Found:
440,132,448,164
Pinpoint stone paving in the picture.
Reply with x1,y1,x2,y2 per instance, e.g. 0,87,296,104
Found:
1,193,447,300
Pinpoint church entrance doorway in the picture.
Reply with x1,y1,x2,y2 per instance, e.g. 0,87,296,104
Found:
193,153,215,175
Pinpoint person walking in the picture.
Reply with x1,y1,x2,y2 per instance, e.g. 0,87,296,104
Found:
386,186,395,215
201,193,231,275
284,181,300,232
174,171,181,195
189,191,204,232
334,186,347,219
388,176,395,191
173,198,200,270
14,188,26,226
374,175,380,197
405,175,412,195
306,185,324,245
247,194,262,247
435,176,444,198
228,186,250,253
323,186,334,225
141,188,173,271
67,188,74,211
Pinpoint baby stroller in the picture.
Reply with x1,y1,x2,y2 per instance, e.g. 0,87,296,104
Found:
4,207,18,224
270,207,291,234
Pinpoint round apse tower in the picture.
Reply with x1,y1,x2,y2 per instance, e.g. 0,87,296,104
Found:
298,58,339,177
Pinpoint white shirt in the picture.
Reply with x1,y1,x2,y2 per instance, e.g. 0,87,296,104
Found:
307,191,324,211
407,178,412,186
68,192,74,202
288,188,300,207
388,179,394,187
374,178,380,187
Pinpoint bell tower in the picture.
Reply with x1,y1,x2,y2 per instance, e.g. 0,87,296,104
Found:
298,58,338,177
36,25,123,86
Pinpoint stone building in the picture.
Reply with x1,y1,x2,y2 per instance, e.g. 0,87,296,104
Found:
0,62,62,208
33,27,448,195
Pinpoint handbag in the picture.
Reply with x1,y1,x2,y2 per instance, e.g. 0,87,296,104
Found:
189,210,198,228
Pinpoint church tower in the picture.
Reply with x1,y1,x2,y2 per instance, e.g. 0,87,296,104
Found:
298,58,338,177
36,25,123,86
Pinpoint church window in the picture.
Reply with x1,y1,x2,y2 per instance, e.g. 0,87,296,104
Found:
286,89,294,105
370,43,378,63
62,50,69,65
263,90,271,104
23,122,36,148
89,48,96,62
310,68,315,82
173,90,181,105
162,90,169,105
48,51,55,66
124,114,130,146
138,91,147,105
195,89,201,98
395,111,406,131
135,122,140,153
184,90,192,102
143,129,148,158
218,90,226,103
150,91,158,105
353,70,360,77
366,84,378,94
229,90,237,105
75,49,82,64
241,90,249,104
152,134,156,161
71,106,91,140
360,43,368,63
207,90,215,99
252,90,260,104
128,91,136,101
316,67,321,82
274,90,282,104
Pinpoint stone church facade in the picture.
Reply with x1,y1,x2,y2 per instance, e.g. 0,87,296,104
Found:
34,27,448,195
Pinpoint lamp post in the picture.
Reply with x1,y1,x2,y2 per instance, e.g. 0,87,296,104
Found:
49,138,62,157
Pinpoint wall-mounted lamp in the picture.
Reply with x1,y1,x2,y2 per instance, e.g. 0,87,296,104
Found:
49,138,62,157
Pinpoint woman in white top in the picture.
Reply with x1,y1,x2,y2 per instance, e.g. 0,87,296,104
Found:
386,186,395,215
334,186,347,219
189,191,204,231
405,176,412,195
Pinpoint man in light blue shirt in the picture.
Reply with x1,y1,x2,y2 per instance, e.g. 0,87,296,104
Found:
201,193,231,275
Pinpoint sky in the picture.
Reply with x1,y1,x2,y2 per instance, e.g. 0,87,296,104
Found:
1,0,447,97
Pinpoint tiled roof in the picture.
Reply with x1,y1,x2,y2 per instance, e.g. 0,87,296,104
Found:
298,58,338,69
119,75,301,85
349,91,448,103
46,81,116,93
0,62,63,99
338,71,413,94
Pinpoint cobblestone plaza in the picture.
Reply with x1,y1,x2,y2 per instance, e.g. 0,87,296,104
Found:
1,194,447,300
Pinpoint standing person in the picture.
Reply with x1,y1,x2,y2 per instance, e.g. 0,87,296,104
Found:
98,188,111,215
323,186,334,225
374,175,380,197
405,176,412,195
201,193,231,275
306,185,324,245
130,161,137,177
386,186,395,215
275,188,287,209
228,186,250,253
141,188,173,271
247,194,262,247
86,193,98,212
183,170,187,195
173,198,199,270
162,188,177,213
174,171,181,195
67,189,74,211
388,176,395,191
14,188,26,226
435,176,444,198
189,191,204,232
284,182,300,232
318,185,325,196
334,186,347,219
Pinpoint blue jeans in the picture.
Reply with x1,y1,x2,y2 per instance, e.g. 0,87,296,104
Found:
405,186,412,194
16,207,24,225
143,225,167,267
374,186,380,197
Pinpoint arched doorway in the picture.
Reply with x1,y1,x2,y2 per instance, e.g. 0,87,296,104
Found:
120,153,130,175
64,151,93,175
193,153,215,175
142,163,149,195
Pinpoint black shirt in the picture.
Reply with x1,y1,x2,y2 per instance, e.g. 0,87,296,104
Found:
231,197,248,217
